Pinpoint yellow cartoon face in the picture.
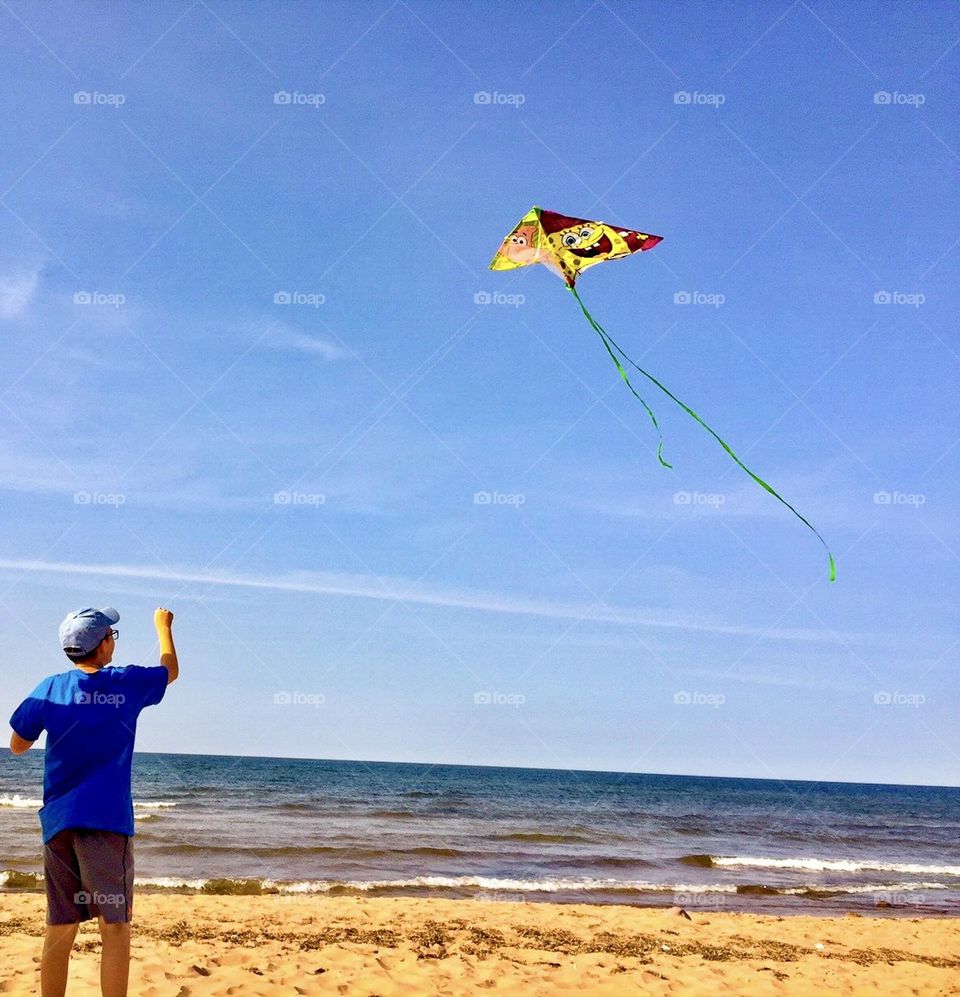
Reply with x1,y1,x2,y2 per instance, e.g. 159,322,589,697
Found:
559,223,600,249
548,223,620,260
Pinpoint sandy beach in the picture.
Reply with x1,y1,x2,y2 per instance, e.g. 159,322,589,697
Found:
1,894,958,995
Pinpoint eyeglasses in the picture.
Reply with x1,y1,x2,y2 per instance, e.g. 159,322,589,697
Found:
109,629,119,640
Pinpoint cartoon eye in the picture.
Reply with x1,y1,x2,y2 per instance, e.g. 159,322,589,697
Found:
579,227,593,239
562,232,580,247
511,235,527,245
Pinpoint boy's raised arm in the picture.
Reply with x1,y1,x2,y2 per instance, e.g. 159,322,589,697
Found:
155,607,179,684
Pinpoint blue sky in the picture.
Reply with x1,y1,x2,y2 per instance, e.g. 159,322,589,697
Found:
1,1,957,785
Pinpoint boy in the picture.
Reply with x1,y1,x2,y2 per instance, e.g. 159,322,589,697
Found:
9,606,178,997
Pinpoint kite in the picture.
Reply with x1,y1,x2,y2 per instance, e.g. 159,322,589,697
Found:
488,206,835,582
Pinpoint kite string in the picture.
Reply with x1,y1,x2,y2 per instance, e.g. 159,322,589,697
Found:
567,284,836,582
567,284,672,469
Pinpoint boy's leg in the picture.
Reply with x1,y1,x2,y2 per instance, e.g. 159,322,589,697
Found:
41,922,79,997
42,829,89,997
73,831,134,997
98,918,131,997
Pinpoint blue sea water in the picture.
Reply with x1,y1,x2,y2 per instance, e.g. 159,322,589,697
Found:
2,752,958,915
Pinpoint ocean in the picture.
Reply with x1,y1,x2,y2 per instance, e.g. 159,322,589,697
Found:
2,752,958,916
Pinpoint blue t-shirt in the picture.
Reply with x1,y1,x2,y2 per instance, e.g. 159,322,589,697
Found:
9,665,168,843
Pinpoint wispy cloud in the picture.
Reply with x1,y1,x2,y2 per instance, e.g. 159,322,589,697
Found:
0,264,42,318
0,556,857,644
266,323,354,361
672,664,851,693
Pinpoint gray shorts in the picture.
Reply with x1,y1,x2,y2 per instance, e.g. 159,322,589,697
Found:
43,829,134,925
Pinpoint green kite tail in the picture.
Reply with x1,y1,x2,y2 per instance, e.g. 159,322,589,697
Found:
568,283,672,469
567,284,836,582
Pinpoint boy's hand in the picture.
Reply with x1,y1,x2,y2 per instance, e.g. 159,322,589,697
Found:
155,607,179,685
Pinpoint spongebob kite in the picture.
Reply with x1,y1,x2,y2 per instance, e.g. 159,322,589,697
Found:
489,206,835,582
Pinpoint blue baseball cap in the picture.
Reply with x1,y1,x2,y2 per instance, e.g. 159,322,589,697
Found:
59,607,120,656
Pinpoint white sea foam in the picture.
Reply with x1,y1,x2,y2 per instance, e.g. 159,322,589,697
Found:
47,873,960,897
0,796,175,812
0,870,43,885
135,876,208,889
270,877,740,894
0,794,42,808
711,856,960,877
781,882,948,894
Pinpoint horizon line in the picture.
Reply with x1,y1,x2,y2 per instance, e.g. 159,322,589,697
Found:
108,748,958,792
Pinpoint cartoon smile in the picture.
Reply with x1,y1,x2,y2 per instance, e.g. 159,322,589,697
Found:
554,224,614,259
567,233,612,258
